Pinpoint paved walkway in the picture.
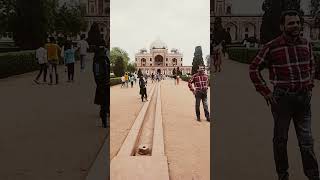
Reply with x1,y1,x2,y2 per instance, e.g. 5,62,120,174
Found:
0,55,107,180
110,79,210,180
212,58,320,180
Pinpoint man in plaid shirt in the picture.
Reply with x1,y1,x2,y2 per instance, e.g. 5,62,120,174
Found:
249,10,319,180
188,65,210,122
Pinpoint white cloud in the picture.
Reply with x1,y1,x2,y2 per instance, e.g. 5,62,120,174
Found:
111,0,210,66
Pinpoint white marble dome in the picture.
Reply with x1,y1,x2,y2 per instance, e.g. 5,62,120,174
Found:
150,39,167,49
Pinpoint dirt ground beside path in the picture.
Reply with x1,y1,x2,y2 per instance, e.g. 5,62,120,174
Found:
110,82,155,160
161,79,210,180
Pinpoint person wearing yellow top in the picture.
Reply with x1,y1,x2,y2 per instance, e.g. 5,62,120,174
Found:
45,37,61,85
124,73,129,88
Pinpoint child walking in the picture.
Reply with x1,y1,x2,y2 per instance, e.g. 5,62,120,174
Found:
64,41,76,82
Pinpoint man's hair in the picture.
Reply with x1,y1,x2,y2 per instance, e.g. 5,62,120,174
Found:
64,41,72,50
49,36,55,43
280,10,300,25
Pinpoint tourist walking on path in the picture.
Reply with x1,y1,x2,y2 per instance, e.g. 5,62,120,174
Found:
212,40,223,73
77,34,89,72
188,65,210,122
125,73,129,88
151,73,155,83
121,75,125,88
93,39,109,128
134,73,138,84
46,37,61,85
249,10,319,180
139,76,148,102
34,43,48,84
129,74,134,88
64,41,76,82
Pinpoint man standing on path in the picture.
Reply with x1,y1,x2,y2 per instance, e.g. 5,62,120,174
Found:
77,34,89,72
46,37,61,85
249,10,319,180
188,65,210,122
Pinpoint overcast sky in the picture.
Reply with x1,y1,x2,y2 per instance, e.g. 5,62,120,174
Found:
110,0,210,66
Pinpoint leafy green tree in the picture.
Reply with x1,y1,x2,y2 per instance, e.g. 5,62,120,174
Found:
113,56,126,77
191,46,205,75
0,0,16,33
55,3,87,37
110,47,129,70
12,0,49,49
127,62,136,73
311,0,320,16
212,17,232,44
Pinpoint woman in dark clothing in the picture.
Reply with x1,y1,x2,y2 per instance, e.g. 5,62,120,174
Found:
93,39,109,128
139,76,148,102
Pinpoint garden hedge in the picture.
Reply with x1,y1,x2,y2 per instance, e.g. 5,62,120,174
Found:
110,77,122,86
0,50,38,79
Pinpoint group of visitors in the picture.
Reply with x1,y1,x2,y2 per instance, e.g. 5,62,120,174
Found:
34,34,89,85
121,72,137,88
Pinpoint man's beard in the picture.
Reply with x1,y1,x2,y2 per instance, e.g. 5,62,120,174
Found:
285,28,300,38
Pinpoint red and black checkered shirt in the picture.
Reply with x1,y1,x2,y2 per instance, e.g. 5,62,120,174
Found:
249,34,315,97
188,73,209,92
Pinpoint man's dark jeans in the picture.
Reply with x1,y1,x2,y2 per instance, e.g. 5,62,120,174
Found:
195,90,210,119
271,87,319,179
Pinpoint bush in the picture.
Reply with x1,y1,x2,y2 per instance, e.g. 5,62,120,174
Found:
180,75,191,82
0,50,38,79
227,47,260,64
110,77,122,86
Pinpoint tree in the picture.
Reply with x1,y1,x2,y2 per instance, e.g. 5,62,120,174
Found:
113,56,126,77
110,47,130,74
191,46,205,75
212,16,232,45
0,0,16,33
110,47,130,70
12,0,49,49
311,0,320,16
260,0,303,44
127,62,136,73
55,3,87,37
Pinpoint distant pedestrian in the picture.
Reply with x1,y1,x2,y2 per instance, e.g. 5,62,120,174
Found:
130,75,134,88
77,34,89,72
121,75,125,88
46,37,61,85
139,76,148,102
134,73,138,84
212,41,223,73
125,73,129,88
188,65,210,122
34,43,48,84
64,41,76,82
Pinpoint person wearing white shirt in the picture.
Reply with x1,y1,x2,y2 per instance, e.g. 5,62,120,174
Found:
77,34,89,72
34,43,48,84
